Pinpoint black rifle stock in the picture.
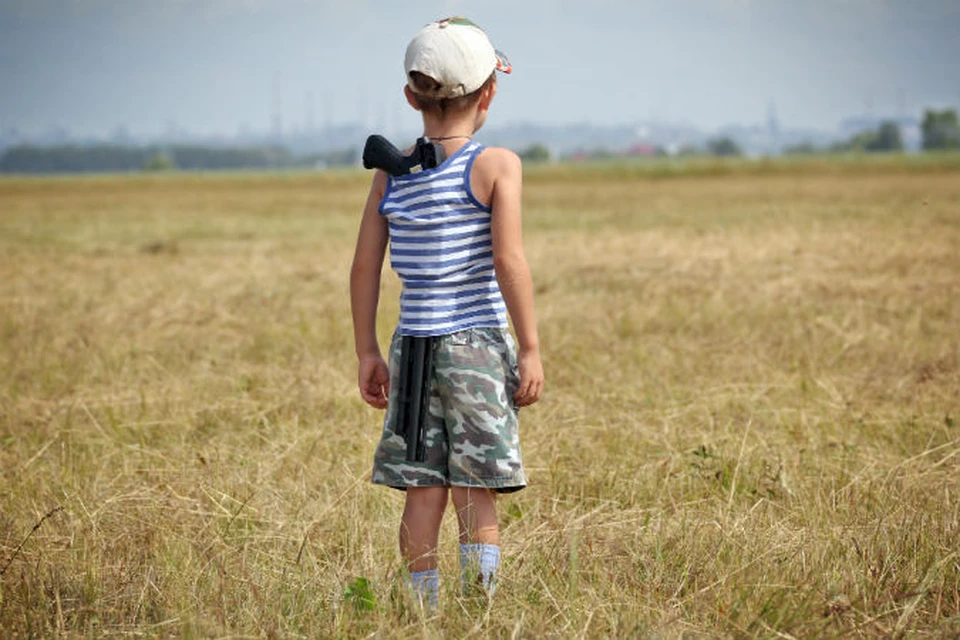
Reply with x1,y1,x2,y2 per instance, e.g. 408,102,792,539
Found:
395,335,435,462
363,135,446,177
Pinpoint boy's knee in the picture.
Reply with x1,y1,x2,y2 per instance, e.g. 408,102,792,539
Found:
451,486,496,509
405,486,449,513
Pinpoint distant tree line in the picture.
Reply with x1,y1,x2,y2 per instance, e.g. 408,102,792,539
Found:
920,109,960,150
565,137,743,162
514,109,958,162
828,121,905,153
518,143,551,163
705,137,742,157
0,144,360,174
4,108,956,174
786,108,960,156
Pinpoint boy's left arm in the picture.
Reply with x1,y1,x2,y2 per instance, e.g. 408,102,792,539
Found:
487,149,544,407
350,170,391,409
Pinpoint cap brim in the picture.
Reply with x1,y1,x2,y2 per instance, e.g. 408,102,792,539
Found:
494,49,512,74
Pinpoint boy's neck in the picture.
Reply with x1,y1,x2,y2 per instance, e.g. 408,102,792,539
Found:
421,111,478,143
428,134,471,142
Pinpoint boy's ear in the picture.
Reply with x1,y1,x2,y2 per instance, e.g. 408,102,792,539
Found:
403,85,422,111
478,81,497,112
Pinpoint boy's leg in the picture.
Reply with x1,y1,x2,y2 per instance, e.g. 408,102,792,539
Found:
401,486,449,571
451,487,500,594
400,486,448,609
451,486,498,545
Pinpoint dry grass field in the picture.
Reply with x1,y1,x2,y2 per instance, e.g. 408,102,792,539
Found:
1,157,958,638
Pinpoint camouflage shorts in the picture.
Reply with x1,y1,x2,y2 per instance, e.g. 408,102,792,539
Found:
371,327,526,493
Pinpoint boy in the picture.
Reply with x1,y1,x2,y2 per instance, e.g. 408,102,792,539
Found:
349,17,543,609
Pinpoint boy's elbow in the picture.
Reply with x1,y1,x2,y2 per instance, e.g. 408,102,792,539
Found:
350,259,363,281
494,252,529,281
351,257,380,283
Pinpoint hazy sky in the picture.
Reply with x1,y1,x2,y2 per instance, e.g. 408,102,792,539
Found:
2,0,958,137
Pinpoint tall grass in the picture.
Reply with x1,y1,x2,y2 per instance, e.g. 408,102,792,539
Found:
1,160,957,637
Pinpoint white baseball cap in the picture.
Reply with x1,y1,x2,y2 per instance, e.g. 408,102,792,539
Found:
404,17,512,99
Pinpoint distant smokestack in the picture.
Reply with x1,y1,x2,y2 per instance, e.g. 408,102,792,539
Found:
305,91,315,133
767,101,780,155
272,75,283,140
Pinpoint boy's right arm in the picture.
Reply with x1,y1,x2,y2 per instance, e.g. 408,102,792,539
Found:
484,148,544,407
350,170,390,409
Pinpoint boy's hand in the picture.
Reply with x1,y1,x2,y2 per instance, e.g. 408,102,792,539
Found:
358,354,390,409
514,348,544,407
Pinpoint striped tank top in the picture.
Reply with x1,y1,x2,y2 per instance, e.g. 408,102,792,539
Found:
379,140,508,337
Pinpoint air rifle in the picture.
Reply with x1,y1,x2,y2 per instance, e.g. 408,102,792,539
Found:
363,134,442,462
362,135,446,176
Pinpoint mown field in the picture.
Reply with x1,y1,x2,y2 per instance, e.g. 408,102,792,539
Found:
1,156,958,638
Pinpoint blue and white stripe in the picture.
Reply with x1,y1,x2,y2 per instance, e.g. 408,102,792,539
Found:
379,141,507,337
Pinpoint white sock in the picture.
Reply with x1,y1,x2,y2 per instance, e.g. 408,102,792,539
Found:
408,568,439,609
460,543,500,595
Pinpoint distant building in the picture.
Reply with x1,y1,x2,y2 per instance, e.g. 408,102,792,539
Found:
625,143,656,157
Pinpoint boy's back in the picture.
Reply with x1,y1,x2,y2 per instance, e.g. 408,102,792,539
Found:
379,140,509,337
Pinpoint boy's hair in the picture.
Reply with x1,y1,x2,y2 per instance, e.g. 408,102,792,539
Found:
409,71,495,116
